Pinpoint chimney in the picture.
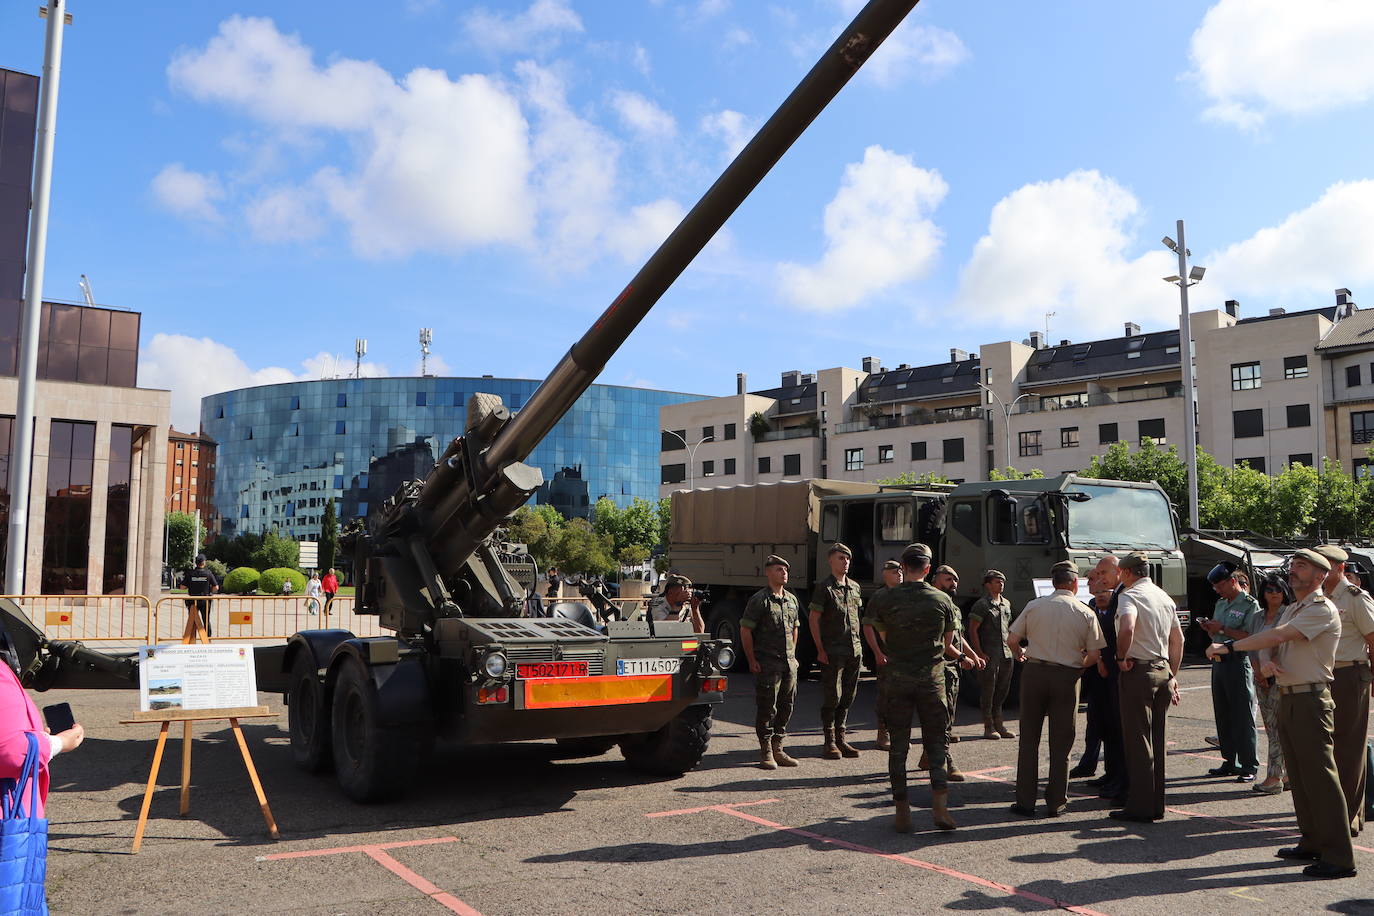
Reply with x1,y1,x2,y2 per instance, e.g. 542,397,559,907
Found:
781,370,801,387
1336,288,1357,318
1224,299,1240,319
861,356,879,373
1028,330,1045,349
800,373,815,385
1268,307,1286,317
1124,322,1141,338
736,372,747,395
950,348,968,363
1336,288,1354,307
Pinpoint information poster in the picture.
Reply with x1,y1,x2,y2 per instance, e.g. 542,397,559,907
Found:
137,644,258,712
1030,578,1094,603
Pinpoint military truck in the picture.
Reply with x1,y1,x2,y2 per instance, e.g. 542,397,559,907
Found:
0,0,923,802
671,474,1188,671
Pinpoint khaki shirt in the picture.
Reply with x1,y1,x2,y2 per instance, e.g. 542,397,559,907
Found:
1116,577,1176,662
1274,590,1341,686
1329,583,1374,663
648,595,687,622
969,594,1013,660
1008,590,1105,668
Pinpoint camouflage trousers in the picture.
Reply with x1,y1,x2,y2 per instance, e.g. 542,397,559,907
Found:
882,672,949,797
755,662,798,742
943,663,960,767
874,667,888,730
819,653,861,729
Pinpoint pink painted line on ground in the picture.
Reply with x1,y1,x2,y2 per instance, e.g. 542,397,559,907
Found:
646,798,780,818
365,848,484,916
261,835,459,860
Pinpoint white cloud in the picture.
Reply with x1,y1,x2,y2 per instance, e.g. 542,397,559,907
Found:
462,0,584,54
700,109,755,162
777,145,947,311
609,90,677,139
722,27,753,49
606,198,687,262
1189,0,1374,128
150,163,224,222
954,170,1176,338
415,352,453,377
631,43,652,77
245,184,326,242
833,2,968,86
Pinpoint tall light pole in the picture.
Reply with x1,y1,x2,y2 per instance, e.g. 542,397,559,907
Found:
661,430,713,491
976,382,1030,472
6,1,70,594
1163,220,1206,531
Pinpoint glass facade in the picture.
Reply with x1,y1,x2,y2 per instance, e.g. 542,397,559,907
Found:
1,69,40,377
104,425,134,593
202,377,704,539
41,420,95,593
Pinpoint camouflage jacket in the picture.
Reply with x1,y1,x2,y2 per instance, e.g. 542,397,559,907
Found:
741,587,800,673
968,595,1013,659
862,580,955,684
809,575,863,657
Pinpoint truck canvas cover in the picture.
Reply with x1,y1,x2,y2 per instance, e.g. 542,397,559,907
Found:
672,479,880,546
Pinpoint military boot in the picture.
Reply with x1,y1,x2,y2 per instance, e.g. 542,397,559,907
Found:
835,727,860,758
931,789,957,830
947,758,966,782
875,726,891,751
983,719,999,740
771,736,799,767
758,738,777,770
893,797,913,833
822,727,842,760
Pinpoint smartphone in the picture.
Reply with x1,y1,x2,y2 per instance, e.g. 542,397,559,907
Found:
43,702,75,734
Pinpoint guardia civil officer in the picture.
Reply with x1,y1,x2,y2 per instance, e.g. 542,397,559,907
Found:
968,569,1015,739
740,556,801,770
1007,561,1104,817
1111,553,1183,823
1313,544,1374,837
809,543,864,759
1207,549,1356,879
1199,562,1262,781
866,559,903,751
863,543,960,832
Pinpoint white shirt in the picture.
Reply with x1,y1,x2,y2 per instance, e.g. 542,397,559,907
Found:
1115,576,1177,662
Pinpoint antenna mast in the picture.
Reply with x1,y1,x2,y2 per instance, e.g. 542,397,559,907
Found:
354,338,367,379
419,328,432,377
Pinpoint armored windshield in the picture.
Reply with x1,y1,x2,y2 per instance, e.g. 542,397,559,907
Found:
1065,483,1177,552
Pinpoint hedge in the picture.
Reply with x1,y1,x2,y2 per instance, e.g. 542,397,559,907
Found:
223,567,260,595
260,567,307,596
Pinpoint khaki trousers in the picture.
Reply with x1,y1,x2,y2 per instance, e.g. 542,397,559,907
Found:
1277,688,1355,869
1015,661,1081,811
1119,660,1172,820
1331,664,1372,834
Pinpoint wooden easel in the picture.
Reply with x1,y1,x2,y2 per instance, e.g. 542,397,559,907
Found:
124,609,280,852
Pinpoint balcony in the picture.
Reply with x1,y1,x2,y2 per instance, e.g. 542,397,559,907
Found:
1010,383,1183,415
834,405,984,434
755,426,818,442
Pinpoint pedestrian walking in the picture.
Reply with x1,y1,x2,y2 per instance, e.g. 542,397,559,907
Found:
863,543,959,832
968,569,1015,740
1206,548,1356,879
930,564,981,778
1111,553,1183,823
1251,574,1292,795
1199,562,1262,782
1313,544,1374,837
809,543,864,759
865,559,903,751
305,571,324,615
322,568,339,610
740,556,801,770
1007,561,1104,818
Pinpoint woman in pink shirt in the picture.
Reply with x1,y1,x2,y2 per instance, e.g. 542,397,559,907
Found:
1,659,85,818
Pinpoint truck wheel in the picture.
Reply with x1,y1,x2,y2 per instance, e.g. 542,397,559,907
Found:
330,658,422,802
287,652,331,772
554,736,619,756
620,705,712,776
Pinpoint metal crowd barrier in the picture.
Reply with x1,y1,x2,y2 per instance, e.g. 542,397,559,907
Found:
2,594,154,647
152,594,383,643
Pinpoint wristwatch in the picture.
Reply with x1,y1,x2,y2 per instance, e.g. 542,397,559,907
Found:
1221,638,1237,654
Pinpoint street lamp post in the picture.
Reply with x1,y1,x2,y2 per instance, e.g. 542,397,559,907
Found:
164,487,199,584
976,382,1030,472
662,430,714,491
1162,221,1207,531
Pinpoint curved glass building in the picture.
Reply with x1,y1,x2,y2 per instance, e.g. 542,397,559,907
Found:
201,377,703,539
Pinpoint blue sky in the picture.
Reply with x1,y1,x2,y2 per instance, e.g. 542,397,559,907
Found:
3,0,1373,429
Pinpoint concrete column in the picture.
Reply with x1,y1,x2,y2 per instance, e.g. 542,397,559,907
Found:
136,423,168,597
87,421,111,593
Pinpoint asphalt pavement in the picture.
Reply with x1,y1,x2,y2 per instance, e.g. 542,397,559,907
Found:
37,662,1374,915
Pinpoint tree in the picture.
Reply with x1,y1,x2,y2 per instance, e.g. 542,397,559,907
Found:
508,504,564,568
656,497,672,550
251,529,299,571
165,511,204,571
319,498,339,573
875,470,953,487
206,531,261,570
551,518,616,576
989,467,1045,480
1314,457,1369,538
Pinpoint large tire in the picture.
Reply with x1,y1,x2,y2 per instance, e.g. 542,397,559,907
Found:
287,652,331,773
555,736,619,756
620,705,712,777
330,658,426,802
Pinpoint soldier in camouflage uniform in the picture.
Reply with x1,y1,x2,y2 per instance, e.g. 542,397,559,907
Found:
865,559,903,751
740,555,801,770
864,543,960,832
929,565,979,781
968,569,1016,739
810,543,865,759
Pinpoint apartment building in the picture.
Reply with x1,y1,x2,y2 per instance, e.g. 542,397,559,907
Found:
165,427,217,519
1316,291,1374,476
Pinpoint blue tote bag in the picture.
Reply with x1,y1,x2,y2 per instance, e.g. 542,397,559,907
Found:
0,731,48,916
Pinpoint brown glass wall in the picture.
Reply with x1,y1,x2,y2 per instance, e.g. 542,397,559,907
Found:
32,302,139,387
0,70,40,378
103,425,133,593
0,416,12,588
41,420,94,593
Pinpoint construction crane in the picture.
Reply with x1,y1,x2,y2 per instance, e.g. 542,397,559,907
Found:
79,273,95,307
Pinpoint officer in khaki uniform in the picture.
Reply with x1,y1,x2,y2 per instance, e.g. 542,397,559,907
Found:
740,555,802,771
1313,545,1374,837
866,559,903,751
810,543,865,759
863,543,960,832
1007,561,1104,817
968,569,1015,739
1208,548,1356,879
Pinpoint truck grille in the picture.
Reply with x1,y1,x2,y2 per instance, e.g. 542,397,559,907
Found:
562,648,605,676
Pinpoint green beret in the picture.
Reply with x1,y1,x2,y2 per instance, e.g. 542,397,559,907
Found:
883,559,902,571
900,543,932,565
1292,548,1331,572
828,542,852,558
983,569,1006,582
934,564,958,578
1119,554,1149,575
665,574,693,589
1051,560,1079,576
764,555,790,569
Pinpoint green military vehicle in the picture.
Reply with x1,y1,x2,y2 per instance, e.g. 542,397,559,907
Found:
672,474,1188,671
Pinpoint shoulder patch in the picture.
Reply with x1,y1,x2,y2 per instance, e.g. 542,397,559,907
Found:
1347,584,1363,595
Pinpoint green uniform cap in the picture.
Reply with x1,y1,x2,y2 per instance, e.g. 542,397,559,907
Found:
983,569,1006,582
883,559,902,571
900,543,932,564
1118,554,1149,575
1051,560,1079,576
1292,548,1332,572
828,542,853,558
664,573,693,589
934,564,958,578
764,554,790,569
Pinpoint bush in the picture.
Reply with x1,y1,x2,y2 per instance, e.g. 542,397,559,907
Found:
260,567,307,596
206,559,229,583
223,567,261,595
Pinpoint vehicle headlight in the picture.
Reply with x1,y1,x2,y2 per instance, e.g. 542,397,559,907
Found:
482,651,508,678
715,645,736,671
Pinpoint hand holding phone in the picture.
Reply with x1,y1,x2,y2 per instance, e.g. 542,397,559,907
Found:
43,702,75,734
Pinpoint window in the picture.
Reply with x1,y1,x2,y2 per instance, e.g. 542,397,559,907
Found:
878,502,913,542
1099,422,1119,445
661,463,686,484
1060,427,1079,449
1286,404,1311,428
335,420,347,435
1237,457,1267,473
244,427,253,440
702,425,714,441
216,406,224,419
1288,453,1313,467
289,395,300,409
415,391,427,406
661,430,686,451
702,460,715,478
1283,355,1309,379
1231,362,1261,390
1138,418,1166,443
1355,457,1373,479
453,392,466,407
783,453,801,476
1233,409,1264,438
1018,431,1042,457
1040,393,1087,411
878,444,894,464
723,423,736,441
723,458,736,476
337,393,347,408
943,438,965,463
758,456,771,474
1347,365,1362,388
844,447,864,471
910,441,927,461
1352,410,1374,445
821,391,828,406
950,501,981,545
